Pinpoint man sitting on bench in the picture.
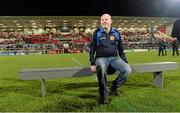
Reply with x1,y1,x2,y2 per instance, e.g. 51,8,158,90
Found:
89,13,132,104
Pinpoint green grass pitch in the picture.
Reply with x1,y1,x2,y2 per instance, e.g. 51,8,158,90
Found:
0,51,180,112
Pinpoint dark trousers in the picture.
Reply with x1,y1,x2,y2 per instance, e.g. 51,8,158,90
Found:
158,47,164,56
173,47,179,56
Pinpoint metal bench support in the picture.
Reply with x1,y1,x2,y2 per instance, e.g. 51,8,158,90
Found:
153,71,163,88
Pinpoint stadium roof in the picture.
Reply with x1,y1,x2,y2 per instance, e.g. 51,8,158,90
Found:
0,16,177,32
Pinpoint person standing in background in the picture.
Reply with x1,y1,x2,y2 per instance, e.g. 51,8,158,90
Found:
158,38,165,56
163,38,167,56
172,38,179,56
171,19,180,56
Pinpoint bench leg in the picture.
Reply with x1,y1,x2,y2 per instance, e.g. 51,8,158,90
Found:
41,79,46,97
153,71,163,88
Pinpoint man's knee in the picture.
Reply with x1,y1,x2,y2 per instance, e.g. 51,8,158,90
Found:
125,66,132,75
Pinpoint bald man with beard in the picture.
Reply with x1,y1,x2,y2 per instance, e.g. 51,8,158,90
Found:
89,13,131,104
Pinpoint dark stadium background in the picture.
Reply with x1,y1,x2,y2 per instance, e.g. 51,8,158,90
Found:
0,0,180,17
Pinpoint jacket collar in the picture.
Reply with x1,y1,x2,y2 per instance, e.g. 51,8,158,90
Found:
99,27,116,34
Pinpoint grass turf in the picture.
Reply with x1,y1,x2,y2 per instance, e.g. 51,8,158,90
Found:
0,51,180,112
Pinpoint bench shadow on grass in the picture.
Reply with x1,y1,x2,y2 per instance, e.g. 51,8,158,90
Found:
42,95,98,112
0,78,154,111
43,81,100,111
125,81,152,88
45,80,153,111
47,81,99,99
0,78,99,97
0,77,152,97
0,78,44,97
0,78,99,111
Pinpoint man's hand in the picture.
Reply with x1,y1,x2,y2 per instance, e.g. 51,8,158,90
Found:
90,65,96,73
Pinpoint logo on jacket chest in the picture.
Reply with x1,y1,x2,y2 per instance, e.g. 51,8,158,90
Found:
110,35,115,41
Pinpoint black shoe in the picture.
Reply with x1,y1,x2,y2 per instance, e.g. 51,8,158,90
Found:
98,96,109,104
110,87,122,97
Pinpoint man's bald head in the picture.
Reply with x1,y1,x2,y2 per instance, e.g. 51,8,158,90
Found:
101,14,112,20
100,13,112,31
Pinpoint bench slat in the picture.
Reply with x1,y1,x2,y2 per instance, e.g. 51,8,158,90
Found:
20,67,93,80
131,62,179,73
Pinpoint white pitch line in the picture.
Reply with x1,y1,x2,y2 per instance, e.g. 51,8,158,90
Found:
69,55,84,67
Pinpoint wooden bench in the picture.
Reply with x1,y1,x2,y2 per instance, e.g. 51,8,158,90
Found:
20,62,179,97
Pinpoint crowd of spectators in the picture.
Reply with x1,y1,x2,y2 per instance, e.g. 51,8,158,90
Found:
0,30,175,54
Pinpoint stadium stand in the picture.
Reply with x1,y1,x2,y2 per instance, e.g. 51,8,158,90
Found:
0,16,178,56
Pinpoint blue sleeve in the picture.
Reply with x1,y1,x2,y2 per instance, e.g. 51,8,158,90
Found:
89,31,97,65
116,31,128,63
